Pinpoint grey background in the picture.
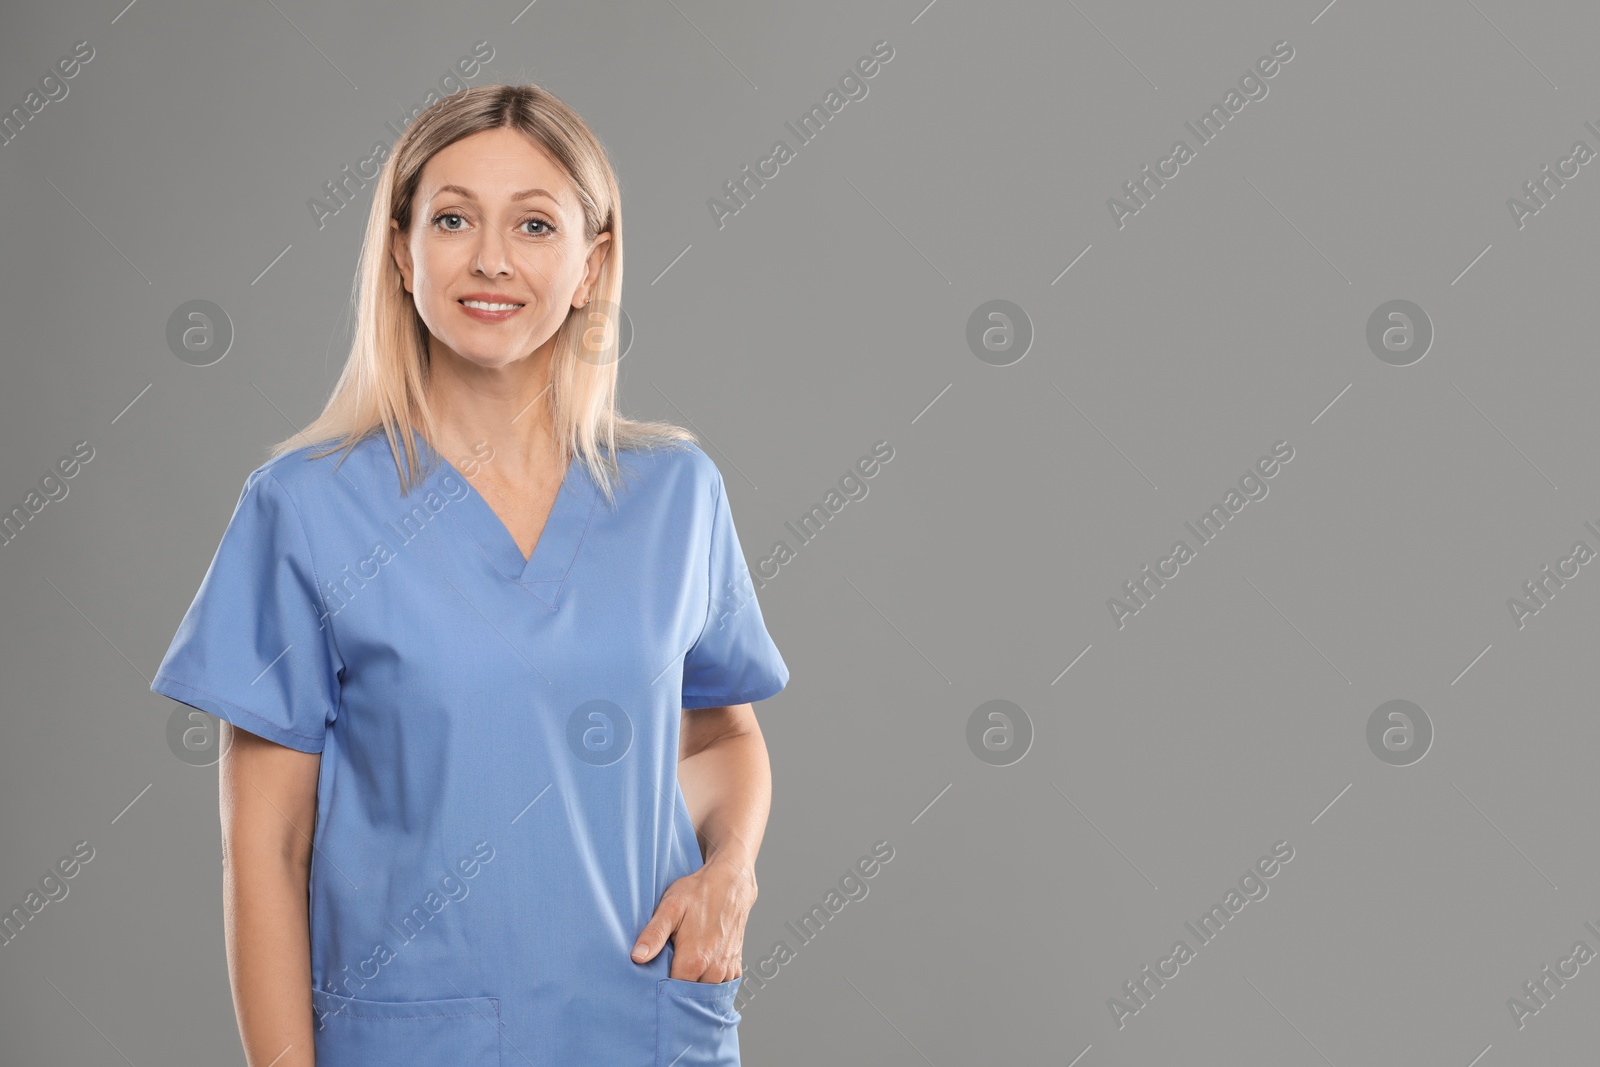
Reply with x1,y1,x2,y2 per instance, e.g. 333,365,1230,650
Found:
2,0,1597,1063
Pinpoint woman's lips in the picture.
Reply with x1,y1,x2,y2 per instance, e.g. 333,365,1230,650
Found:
458,299,525,323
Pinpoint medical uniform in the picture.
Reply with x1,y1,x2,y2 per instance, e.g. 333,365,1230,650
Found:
150,428,788,1066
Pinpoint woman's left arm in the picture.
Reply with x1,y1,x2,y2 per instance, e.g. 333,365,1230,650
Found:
631,703,772,982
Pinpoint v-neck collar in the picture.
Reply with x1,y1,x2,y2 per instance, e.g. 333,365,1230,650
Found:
410,428,600,607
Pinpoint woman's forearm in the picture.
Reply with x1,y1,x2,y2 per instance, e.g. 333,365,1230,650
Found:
678,714,773,889
222,847,317,1067
219,725,322,1067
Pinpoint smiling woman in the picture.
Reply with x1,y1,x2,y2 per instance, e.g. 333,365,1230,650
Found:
385,131,614,417
148,84,790,1067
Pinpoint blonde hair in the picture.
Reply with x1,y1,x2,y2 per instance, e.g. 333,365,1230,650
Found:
269,83,694,505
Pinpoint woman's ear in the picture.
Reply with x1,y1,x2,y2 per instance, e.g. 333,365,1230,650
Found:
580,232,612,302
389,218,414,295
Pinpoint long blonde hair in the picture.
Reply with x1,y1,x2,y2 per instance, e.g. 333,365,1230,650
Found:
269,83,694,504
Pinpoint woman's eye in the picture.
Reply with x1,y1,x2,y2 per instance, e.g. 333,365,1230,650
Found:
428,213,552,236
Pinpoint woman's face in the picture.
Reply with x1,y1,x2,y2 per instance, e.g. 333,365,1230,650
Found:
390,126,610,372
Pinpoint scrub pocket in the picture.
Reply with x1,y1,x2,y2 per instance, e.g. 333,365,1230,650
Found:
656,976,743,1067
312,988,503,1066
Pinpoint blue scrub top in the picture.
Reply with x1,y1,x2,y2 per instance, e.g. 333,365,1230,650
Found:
150,428,789,1066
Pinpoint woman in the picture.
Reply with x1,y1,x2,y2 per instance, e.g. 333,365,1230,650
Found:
150,83,788,1066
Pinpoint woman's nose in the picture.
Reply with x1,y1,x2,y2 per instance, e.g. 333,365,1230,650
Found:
474,229,512,276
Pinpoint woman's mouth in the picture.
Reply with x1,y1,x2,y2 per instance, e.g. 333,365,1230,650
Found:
458,298,526,323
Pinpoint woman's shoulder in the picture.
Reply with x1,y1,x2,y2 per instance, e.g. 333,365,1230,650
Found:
241,433,386,503
614,438,723,500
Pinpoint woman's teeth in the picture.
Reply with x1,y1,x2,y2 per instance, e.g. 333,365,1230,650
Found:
462,300,524,311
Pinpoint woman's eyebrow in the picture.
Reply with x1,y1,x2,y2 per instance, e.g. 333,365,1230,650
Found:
431,183,559,204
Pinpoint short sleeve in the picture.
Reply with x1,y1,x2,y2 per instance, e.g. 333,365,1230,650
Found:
149,469,343,753
681,472,789,710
